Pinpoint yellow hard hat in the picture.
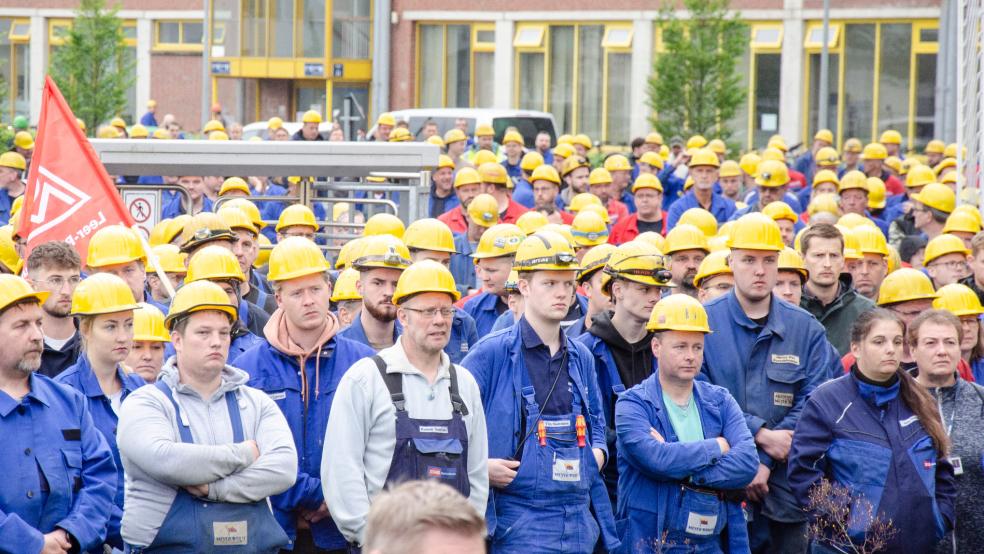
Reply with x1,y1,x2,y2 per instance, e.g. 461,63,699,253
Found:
132,302,170,342
150,215,189,246
427,135,445,148
437,154,455,170
570,210,609,247
925,140,946,155
389,127,413,142
572,134,592,150
0,274,49,313
603,154,632,173
861,143,888,161
276,204,319,233
664,224,710,255
877,268,938,306
562,156,591,178
943,210,982,236
87,225,145,268
444,128,467,144
688,148,720,168
945,143,961,158
363,213,406,239
867,178,887,209
557,134,574,146
884,156,902,175
553,143,576,159
755,160,791,188
635,231,666,253
631,174,663,193
179,212,237,253
330,268,362,302
838,170,869,193
203,119,226,133
129,124,149,139
646,294,711,333
837,213,876,230
707,139,727,155
923,234,971,265
568,192,604,213
478,162,509,186
767,136,789,153
739,153,761,176
639,151,664,170
879,129,903,145
352,234,411,271
466,193,500,228
678,208,718,237
719,160,742,179
255,234,272,268
0,225,22,274
686,135,708,150
693,249,732,287
186,245,246,284
146,244,187,274
475,123,495,137
814,129,834,144
852,225,890,257
453,167,482,188
71,273,139,316
934,158,957,177
164,280,237,330
267,116,284,130
762,201,798,223
218,177,251,196
472,224,525,260
376,113,396,127
911,183,956,214
815,147,840,168
76,117,86,131
223,198,265,230
834,225,862,260
516,210,548,235
404,218,456,253
503,270,521,293
334,236,368,270
392,260,461,304
577,243,616,283
906,164,937,188
727,213,784,252
513,231,581,272
645,132,664,145
97,125,122,139
152,129,170,140
0,151,26,171
761,147,785,163
777,247,808,281
302,110,323,124
588,168,613,186
898,158,914,176
521,151,545,172
942,172,960,187
502,130,524,145
579,204,611,225
539,223,575,247
208,131,230,141
267,236,333,282
934,283,984,317
110,117,127,129
952,204,983,227
843,138,863,154
531,165,561,186
602,239,670,293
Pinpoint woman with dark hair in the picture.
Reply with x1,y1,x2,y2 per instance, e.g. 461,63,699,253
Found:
788,308,956,553
909,309,984,553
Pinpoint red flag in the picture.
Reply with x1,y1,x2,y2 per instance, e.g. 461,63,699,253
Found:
17,76,133,262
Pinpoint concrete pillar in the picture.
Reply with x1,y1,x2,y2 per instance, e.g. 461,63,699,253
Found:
136,17,152,116
29,15,45,125
493,18,514,109
779,0,804,143
630,18,653,138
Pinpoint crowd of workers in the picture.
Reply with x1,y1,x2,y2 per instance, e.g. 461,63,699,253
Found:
1,106,984,554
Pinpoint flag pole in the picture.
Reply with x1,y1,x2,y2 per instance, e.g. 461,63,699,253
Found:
134,227,177,300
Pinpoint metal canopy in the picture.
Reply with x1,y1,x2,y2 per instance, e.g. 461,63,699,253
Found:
89,139,440,177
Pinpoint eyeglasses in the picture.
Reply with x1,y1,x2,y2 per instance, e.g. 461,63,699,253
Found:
928,260,969,271
36,275,82,290
401,306,456,319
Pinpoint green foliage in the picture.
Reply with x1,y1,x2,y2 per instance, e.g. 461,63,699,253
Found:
49,0,134,136
648,0,747,142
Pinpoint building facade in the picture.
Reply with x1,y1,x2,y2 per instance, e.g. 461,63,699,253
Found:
3,0,943,151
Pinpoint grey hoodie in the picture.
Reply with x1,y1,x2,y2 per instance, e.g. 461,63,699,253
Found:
117,357,297,547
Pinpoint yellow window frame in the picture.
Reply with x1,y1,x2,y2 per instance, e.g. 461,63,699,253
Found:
472,23,495,51
513,24,546,48
746,22,783,150
415,23,488,108
48,19,72,46
750,23,782,50
153,19,205,52
602,24,633,49
8,19,29,42
803,22,841,50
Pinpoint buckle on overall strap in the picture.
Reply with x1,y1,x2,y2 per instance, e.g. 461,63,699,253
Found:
682,483,745,503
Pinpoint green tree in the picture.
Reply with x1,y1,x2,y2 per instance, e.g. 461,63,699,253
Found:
49,0,134,136
648,0,747,143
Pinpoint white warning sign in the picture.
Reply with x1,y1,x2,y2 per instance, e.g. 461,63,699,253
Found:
122,189,160,240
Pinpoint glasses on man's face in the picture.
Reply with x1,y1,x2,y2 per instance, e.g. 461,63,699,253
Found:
929,260,969,272
911,205,930,214
401,306,456,319
37,275,82,290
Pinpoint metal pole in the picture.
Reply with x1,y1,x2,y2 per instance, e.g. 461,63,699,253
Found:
817,0,831,130
201,0,212,130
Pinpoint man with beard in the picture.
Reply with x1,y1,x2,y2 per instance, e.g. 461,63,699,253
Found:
664,223,709,298
0,275,117,554
27,241,84,377
340,234,413,350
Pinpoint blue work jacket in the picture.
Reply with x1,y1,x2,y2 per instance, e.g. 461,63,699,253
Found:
232,335,374,550
615,375,758,553
512,178,535,208
161,195,213,220
461,290,507,338
787,372,956,553
0,374,117,553
700,291,836,521
450,233,478,296
735,192,804,216
666,191,736,229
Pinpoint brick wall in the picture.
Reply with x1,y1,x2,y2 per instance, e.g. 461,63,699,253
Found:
150,53,202,132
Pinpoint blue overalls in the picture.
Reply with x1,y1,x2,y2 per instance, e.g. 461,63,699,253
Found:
55,358,146,548
130,381,289,553
370,356,471,495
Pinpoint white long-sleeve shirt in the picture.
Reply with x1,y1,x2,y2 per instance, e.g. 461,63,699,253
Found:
322,337,489,544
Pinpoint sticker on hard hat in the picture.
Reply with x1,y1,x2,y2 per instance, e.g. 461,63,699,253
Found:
685,513,717,536
552,458,580,482
493,236,522,248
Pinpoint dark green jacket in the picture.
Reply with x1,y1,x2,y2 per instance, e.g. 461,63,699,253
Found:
800,274,875,356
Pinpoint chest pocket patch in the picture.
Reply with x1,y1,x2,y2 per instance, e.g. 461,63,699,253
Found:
773,392,794,407
771,354,800,365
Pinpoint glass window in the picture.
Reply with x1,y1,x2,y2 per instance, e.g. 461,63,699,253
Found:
606,52,631,144
475,29,494,44
332,83,370,138
212,0,239,55
753,27,780,46
518,52,545,111
333,0,371,59
753,53,781,148
514,25,544,48
920,28,938,43
9,21,29,39
842,24,875,141
576,25,603,140
807,52,839,142
473,51,494,108
602,26,632,48
271,0,293,57
548,26,574,134
242,0,267,56
877,23,911,138
418,25,443,107
295,83,326,118
914,52,936,148
183,22,203,44
158,21,180,43
13,43,27,117
445,25,470,107
302,0,325,57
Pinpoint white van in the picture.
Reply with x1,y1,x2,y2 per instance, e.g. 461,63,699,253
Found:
371,108,557,148
241,121,335,141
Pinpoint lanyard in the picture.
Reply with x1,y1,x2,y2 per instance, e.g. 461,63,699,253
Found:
934,387,958,437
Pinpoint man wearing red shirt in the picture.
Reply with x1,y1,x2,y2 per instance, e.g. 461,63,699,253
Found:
587,167,629,226
478,162,528,225
609,174,666,244
438,167,484,233
531,165,574,224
